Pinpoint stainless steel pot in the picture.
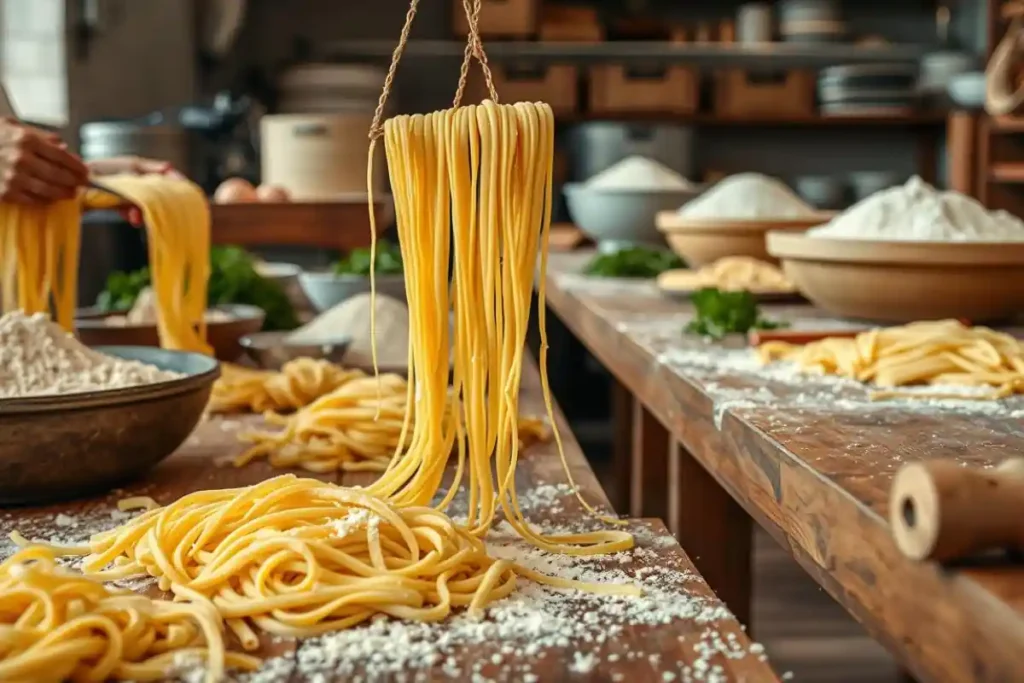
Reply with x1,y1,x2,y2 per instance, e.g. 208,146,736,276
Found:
79,120,190,171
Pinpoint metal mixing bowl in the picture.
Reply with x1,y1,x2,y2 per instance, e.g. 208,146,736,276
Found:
0,346,219,504
240,331,353,370
298,273,407,312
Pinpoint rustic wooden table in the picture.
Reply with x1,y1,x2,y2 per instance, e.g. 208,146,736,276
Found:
0,356,777,682
543,251,1024,683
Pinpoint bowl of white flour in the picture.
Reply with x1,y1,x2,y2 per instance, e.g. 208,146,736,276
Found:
0,312,219,504
766,177,1024,322
655,173,832,266
563,156,702,251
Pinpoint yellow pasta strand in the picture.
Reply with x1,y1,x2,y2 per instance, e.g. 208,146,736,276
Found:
757,319,1024,400
362,101,632,555
94,176,212,355
0,545,259,683
15,476,638,645
209,359,361,414
0,176,211,354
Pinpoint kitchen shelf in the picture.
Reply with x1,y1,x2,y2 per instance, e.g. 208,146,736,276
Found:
557,111,948,126
322,40,932,71
990,115,1024,131
990,164,1024,183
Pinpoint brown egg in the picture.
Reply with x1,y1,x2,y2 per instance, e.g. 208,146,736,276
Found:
214,178,258,204
256,184,291,203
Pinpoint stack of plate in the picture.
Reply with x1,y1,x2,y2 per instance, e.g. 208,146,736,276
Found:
818,64,919,116
779,0,844,43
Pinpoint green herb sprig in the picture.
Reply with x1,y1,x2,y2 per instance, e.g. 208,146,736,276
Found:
96,246,299,331
685,287,787,340
583,246,683,279
332,242,403,276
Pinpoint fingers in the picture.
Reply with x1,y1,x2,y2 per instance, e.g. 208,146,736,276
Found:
29,135,88,184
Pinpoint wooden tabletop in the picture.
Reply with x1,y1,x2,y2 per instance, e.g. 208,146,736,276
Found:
0,356,777,682
542,252,1024,683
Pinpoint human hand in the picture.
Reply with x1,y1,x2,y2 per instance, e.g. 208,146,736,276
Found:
0,118,88,204
88,155,186,225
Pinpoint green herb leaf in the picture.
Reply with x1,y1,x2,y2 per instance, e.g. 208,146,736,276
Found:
95,246,299,331
583,246,684,279
684,287,787,340
333,242,403,276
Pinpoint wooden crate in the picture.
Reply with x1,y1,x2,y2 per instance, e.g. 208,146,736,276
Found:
467,64,579,114
453,0,537,37
588,65,698,115
539,5,603,42
713,70,815,119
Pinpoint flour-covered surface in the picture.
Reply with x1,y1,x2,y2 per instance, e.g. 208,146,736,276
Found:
0,356,775,683
545,251,1024,516
545,251,1024,683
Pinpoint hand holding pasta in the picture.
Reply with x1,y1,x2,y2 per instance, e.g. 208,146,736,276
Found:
0,119,88,204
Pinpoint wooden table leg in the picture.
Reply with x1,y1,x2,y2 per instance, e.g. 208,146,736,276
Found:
629,400,670,521
610,379,633,515
673,441,754,629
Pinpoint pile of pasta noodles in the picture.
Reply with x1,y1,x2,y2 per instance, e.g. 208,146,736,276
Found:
38,476,635,649
208,359,361,414
757,318,1024,400
657,256,795,293
1,175,212,354
0,545,259,683
226,361,548,473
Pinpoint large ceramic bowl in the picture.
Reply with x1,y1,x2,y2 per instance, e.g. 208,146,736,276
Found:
656,213,832,267
298,272,407,312
0,346,218,504
563,184,703,252
75,304,266,361
767,231,1024,322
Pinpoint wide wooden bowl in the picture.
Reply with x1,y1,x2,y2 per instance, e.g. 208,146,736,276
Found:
0,347,218,504
76,304,265,361
767,232,1024,322
656,213,831,267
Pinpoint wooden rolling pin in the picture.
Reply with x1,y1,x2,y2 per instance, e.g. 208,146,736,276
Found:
889,458,1024,562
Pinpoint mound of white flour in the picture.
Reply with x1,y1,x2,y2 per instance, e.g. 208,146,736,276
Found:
0,311,181,398
584,155,694,192
288,292,410,369
809,176,1024,241
677,172,817,220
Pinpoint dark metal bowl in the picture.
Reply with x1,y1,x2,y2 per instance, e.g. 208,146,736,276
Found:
240,331,352,370
75,304,266,361
0,346,219,505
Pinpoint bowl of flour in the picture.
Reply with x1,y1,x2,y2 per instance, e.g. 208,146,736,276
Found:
563,156,702,252
0,311,219,503
656,173,832,266
766,176,1024,322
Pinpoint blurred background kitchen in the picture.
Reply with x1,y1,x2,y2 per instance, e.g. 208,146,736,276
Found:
3,0,1014,679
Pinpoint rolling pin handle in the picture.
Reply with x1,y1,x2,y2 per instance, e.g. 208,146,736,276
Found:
889,459,1024,562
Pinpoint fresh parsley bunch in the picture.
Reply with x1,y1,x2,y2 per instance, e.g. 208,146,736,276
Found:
685,288,786,340
583,246,683,279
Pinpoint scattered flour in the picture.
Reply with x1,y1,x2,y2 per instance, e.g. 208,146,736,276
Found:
238,520,766,683
288,292,410,369
1,486,769,683
0,311,181,398
327,508,381,538
677,173,818,220
584,155,695,192
808,176,1024,241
